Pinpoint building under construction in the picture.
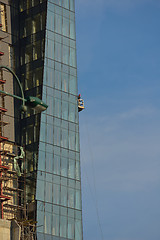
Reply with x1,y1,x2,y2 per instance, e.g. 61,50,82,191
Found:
0,0,84,239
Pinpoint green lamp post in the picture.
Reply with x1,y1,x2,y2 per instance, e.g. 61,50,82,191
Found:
0,65,48,112
26,96,48,112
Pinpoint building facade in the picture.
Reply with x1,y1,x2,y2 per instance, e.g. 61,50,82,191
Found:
0,1,83,239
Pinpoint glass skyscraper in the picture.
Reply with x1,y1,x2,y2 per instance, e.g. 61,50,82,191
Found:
9,0,83,239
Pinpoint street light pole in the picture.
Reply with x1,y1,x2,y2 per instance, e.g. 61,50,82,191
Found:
0,65,26,112
0,65,48,112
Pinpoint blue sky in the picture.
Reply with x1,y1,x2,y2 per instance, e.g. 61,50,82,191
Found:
75,1,160,240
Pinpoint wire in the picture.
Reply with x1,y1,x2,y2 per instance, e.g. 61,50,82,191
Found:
81,116,104,240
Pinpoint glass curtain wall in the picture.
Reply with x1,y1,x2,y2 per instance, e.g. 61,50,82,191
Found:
19,0,47,207
11,0,83,239
36,1,83,240
11,0,47,209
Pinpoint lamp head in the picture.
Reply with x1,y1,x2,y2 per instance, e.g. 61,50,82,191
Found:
26,96,48,112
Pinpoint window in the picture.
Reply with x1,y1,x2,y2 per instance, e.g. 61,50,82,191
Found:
26,125,34,144
47,67,54,88
54,126,60,146
47,39,54,59
70,47,76,67
47,10,54,31
40,122,46,142
61,186,67,206
25,71,32,90
36,180,45,201
70,0,75,12
52,214,59,236
62,73,69,92
69,75,77,95
37,210,44,233
53,155,60,175
33,41,41,60
68,217,75,239
75,189,81,210
68,188,75,208
53,184,60,204
54,98,61,118
68,159,75,179
70,19,76,39
69,103,76,122
63,45,69,65
60,216,67,238
61,129,68,148
62,101,68,120
33,14,41,33
26,0,32,10
45,182,52,203
55,42,62,62
61,157,68,177
75,219,82,240
46,152,53,173
44,212,52,234
55,14,62,34
25,45,32,64
38,151,45,171
25,18,32,36
76,161,80,180
46,95,54,116
33,67,43,87
32,0,40,7
62,0,69,9
76,132,80,151
62,17,69,37
0,3,7,32
69,130,75,150
55,70,61,90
